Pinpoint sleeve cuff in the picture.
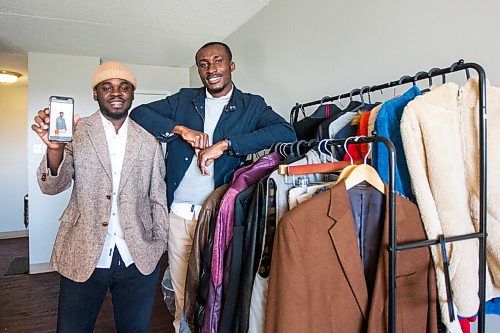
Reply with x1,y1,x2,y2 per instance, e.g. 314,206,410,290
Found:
45,151,67,177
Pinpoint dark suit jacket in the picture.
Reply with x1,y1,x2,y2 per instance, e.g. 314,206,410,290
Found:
264,181,437,333
220,183,257,333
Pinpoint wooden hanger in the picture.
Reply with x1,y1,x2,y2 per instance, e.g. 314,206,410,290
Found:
344,140,385,193
282,159,362,175
344,164,385,193
333,164,358,185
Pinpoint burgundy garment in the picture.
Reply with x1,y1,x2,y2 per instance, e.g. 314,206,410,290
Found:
202,153,282,333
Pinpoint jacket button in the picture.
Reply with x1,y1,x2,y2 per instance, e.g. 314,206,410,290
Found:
106,195,111,200
185,157,189,161
102,221,109,227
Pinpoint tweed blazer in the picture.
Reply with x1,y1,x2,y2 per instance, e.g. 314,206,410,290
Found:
37,111,169,282
264,182,437,333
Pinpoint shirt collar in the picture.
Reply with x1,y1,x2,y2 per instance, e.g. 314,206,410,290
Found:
99,111,129,135
205,85,233,102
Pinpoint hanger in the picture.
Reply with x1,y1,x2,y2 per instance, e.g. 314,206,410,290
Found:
335,94,345,108
349,88,361,104
320,96,333,118
346,88,364,113
280,142,292,158
290,138,360,203
369,84,383,102
278,140,313,174
413,71,429,93
285,159,361,176
299,104,306,118
392,75,412,97
303,96,342,119
428,67,445,85
450,59,470,81
366,85,373,104
344,139,385,193
427,69,435,87
359,86,371,109
271,141,289,155
281,139,362,175
399,75,413,86
290,103,301,123
320,96,331,105
333,137,359,185
413,71,427,85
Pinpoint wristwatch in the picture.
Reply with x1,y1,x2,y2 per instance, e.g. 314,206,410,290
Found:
224,138,235,155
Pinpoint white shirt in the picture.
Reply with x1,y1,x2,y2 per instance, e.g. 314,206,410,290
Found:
171,87,233,220
96,112,134,268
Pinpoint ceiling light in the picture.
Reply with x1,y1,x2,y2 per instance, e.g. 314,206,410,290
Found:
0,70,22,84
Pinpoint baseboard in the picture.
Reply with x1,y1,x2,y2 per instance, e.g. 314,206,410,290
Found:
29,262,54,274
0,230,29,239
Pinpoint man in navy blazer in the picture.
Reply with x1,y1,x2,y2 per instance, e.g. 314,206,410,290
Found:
130,41,295,332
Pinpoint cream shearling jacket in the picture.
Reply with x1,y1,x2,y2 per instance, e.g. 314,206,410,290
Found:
400,78,500,331
37,111,169,282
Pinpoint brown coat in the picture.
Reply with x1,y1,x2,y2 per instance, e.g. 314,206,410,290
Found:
37,111,169,282
264,182,437,333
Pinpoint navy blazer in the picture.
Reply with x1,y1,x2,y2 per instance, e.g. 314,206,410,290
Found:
130,85,296,208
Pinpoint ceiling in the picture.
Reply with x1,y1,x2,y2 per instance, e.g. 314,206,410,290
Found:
0,0,272,86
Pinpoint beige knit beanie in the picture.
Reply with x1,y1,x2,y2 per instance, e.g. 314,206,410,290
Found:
91,61,137,89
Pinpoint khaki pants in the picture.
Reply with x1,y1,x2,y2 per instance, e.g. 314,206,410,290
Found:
168,212,198,333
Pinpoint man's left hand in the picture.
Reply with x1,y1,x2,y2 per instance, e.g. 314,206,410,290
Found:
197,140,229,176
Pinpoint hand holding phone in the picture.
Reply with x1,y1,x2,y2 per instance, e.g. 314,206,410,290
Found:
48,96,74,142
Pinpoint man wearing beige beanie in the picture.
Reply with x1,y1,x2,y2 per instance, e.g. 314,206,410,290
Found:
31,61,169,333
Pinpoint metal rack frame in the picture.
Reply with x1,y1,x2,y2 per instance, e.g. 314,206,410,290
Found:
289,60,488,333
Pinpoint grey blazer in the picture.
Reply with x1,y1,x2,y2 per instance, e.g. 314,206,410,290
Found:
37,111,169,282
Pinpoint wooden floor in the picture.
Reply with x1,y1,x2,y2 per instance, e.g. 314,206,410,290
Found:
0,237,175,333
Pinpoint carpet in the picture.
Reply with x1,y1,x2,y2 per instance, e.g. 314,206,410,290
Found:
5,256,29,276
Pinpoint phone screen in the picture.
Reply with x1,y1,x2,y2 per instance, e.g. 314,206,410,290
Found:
48,96,74,142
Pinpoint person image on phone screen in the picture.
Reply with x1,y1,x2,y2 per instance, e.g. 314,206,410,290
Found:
55,111,67,133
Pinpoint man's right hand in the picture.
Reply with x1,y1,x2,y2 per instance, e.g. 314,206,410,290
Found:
31,108,65,151
172,125,209,149
31,108,80,175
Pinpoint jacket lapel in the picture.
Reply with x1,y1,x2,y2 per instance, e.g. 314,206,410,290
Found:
327,182,369,319
192,92,206,122
84,111,112,180
119,120,144,194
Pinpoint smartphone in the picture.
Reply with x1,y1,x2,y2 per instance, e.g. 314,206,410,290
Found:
48,96,74,142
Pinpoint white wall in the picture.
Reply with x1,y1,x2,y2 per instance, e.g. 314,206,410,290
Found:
28,53,189,273
128,63,188,99
190,65,200,88
201,0,500,119
28,53,101,272
0,85,28,234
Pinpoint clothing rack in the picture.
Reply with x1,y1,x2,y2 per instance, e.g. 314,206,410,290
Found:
289,59,488,333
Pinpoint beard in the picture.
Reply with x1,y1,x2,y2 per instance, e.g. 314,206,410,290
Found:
207,85,225,95
100,107,128,119
98,102,129,120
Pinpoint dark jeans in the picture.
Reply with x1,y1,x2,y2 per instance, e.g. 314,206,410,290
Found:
57,248,160,333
